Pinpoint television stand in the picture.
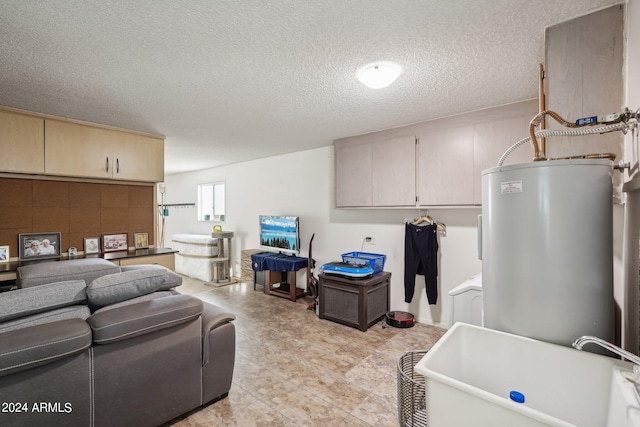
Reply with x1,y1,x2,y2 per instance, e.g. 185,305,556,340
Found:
265,271,306,301
250,252,310,302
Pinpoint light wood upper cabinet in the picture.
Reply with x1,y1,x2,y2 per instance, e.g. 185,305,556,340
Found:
417,126,474,206
372,136,416,206
45,120,164,182
0,110,44,173
45,120,112,178
111,131,164,182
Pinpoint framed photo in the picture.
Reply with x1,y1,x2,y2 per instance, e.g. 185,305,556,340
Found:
19,232,62,261
0,245,9,263
134,232,149,250
102,233,128,253
84,237,101,255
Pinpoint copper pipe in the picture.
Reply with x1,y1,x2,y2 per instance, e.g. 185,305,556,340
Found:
549,153,617,161
530,110,581,161
539,64,546,157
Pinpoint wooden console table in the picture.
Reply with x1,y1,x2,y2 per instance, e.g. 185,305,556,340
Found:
250,252,310,301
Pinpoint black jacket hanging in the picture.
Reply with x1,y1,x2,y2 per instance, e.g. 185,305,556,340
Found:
404,222,438,304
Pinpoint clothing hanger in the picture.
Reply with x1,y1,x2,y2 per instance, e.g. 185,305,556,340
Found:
408,211,446,234
410,215,433,226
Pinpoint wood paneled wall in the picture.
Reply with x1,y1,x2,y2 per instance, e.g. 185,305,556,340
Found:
0,177,154,257
545,4,624,201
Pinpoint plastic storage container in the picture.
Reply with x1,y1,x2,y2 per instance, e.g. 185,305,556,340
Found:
341,252,386,274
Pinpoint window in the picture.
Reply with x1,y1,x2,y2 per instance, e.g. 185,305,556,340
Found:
197,182,225,221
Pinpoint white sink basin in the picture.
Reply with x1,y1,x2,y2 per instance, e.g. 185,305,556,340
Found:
414,323,640,427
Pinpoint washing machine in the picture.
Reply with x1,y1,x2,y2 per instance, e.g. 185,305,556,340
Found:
448,273,482,327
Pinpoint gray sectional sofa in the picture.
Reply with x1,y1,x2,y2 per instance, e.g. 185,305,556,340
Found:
0,258,235,427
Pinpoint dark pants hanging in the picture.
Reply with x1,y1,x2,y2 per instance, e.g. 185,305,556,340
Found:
404,223,438,304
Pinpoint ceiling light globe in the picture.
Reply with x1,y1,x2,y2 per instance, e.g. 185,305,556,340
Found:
356,62,403,89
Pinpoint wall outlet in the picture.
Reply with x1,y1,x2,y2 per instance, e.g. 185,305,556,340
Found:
365,236,376,245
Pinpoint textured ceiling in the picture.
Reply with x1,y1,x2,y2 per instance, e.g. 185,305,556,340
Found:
0,0,620,175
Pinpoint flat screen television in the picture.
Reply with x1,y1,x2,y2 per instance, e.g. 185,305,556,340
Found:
259,215,300,255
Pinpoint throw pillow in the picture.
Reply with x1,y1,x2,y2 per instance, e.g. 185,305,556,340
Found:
87,269,165,308
119,264,182,290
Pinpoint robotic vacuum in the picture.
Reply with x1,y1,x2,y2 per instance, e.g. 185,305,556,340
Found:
385,311,415,328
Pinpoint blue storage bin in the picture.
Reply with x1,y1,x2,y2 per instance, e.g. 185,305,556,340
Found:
341,252,386,274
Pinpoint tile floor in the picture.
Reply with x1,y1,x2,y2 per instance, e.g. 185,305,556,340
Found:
167,276,446,426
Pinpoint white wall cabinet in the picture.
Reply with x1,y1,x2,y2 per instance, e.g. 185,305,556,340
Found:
335,134,416,207
0,109,45,174
334,99,539,207
417,126,474,206
334,139,373,207
372,136,416,206
44,119,164,182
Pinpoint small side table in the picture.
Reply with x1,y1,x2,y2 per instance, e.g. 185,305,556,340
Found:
211,231,234,284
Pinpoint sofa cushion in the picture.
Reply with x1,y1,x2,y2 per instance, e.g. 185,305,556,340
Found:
88,294,203,344
92,291,174,314
119,264,182,290
0,318,92,378
17,258,121,288
87,269,166,308
0,305,91,334
0,280,87,323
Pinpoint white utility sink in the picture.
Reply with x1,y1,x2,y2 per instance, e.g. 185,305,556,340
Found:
414,322,640,427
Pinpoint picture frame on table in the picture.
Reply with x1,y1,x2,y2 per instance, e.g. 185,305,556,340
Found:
134,232,149,250
84,237,101,255
19,232,62,261
102,233,128,253
0,245,9,263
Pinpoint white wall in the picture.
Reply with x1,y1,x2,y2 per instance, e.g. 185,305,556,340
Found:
162,146,481,328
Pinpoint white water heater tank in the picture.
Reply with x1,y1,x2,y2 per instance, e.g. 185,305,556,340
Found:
480,159,614,347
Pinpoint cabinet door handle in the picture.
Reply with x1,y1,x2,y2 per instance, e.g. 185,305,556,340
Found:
116,158,120,174
106,157,109,173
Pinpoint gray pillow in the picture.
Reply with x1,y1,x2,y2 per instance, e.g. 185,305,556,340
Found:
87,270,165,308
17,258,121,288
119,264,182,290
0,280,87,323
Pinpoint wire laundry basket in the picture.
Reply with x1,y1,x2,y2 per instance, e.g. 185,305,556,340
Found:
397,350,428,427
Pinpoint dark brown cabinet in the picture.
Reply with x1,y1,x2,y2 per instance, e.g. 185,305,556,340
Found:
319,271,391,331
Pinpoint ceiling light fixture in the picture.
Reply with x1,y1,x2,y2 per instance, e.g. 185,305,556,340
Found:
356,61,403,89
